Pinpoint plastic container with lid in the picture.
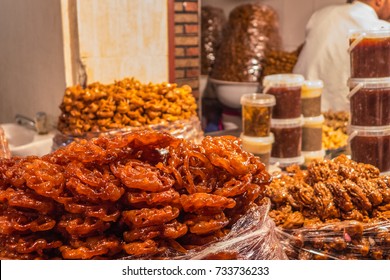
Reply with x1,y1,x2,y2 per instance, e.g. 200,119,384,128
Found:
270,155,305,169
301,80,323,117
348,125,390,173
240,93,276,137
302,115,324,152
348,77,390,126
240,133,274,170
262,74,304,119
271,116,303,158
349,29,390,78
302,150,326,167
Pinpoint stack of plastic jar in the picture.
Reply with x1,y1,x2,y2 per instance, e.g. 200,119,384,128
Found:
301,80,325,166
240,93,276,170
348,29,390,174
263,74,305,168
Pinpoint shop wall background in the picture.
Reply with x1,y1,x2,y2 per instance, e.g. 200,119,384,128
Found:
0,0,170,124
0,0,66,124
202,0,346,51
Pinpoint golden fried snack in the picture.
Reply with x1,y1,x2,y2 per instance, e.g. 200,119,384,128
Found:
1,233,62,259
57,214,110,237
126,188,180,207
65,162,124,202
60,236,121,259
0,130,271,259
57,78,197,136
0,208,56,234
0,188,56,214
111,160,174,192
180,193,236,214
122,206,180,228
184,213,229,235
123,220,188,242
122,239,160,256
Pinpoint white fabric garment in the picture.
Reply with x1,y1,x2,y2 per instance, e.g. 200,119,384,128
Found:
293,1,390,112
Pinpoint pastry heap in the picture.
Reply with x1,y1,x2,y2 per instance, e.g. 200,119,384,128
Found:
0,130,270,259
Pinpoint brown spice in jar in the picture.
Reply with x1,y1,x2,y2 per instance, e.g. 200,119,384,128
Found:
350,87,390,126
350,37,390,78
302,126,322,151
302,96,321,117
271,126,302,158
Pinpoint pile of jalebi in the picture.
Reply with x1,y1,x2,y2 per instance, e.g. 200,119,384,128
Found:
0,130,271,259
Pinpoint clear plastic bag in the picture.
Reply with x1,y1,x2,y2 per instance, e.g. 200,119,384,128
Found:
52,115,204,151
120,199,288,260
210,3,282,82
278,220,390,260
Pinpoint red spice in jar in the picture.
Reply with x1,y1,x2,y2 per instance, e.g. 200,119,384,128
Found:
350,86,390,126
350,36,390,78
267,86,302,119
350,134,390,173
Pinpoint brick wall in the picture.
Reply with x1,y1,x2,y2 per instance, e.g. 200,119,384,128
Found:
173,0,200,99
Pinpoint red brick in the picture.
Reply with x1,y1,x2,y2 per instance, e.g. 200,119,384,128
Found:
185,47,199,56
175,25,184,34
183,2,198,12
175,36,198,46
186,68,199,78
176,78,199,93
175,58,199,68
175,47,185,57
174,3,183,12
184,24,198,34
175,69,185,78
175,14,198,23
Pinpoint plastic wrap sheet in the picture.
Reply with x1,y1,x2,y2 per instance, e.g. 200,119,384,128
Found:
201,6,226,75
210,3,282,82
121,200,288,260
277,220,390,260
52,115,204,150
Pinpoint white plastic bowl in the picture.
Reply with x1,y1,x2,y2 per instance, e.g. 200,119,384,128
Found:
1,123,54,156
209,78,260,109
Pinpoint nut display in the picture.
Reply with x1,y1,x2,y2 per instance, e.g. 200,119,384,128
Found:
0,130,271,259
266,155,390,259
57,78,198,136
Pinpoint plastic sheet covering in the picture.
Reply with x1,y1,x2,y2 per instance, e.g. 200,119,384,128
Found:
0,126,11,159
52,115,204,150
277,220,390,260
210,3,282,82
201,6,226,75
122,199,288,260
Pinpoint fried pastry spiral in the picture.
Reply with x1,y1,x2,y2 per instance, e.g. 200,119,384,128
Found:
0,130,270,259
